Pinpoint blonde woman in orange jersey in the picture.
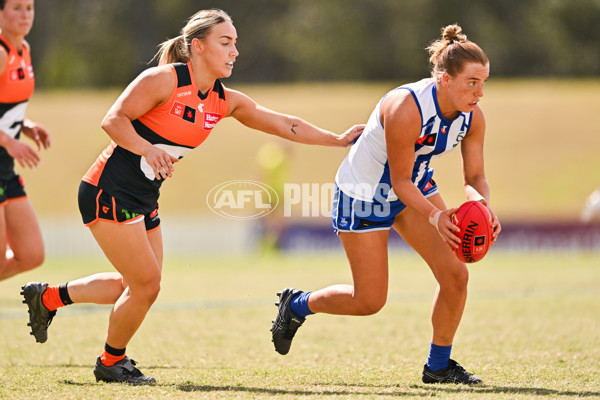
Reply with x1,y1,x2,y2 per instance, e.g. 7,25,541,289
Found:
0,0,50,281
20,9,363,384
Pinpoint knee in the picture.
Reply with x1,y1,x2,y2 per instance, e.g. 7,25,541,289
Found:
353,294,387,316
26,248,45,270
134,275,161,305
11,247,45,272
440,262,469,294
144,278,161,304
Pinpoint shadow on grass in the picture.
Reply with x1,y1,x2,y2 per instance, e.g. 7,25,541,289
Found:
410,384,600,398
177,383,429,397
175,382,600,398
58,379,600,398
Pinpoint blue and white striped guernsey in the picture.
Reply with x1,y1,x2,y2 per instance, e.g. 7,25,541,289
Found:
335,78,473,203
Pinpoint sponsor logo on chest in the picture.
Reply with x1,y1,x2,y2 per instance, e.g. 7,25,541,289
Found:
169,100,221,130
169,101,196,123
204,112,220,130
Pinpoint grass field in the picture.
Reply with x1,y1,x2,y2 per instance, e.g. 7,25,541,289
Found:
18,79,600,222
1,251,598,399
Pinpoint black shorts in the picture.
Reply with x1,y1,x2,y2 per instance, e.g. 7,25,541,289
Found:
0,175,27,206
78,181,160,232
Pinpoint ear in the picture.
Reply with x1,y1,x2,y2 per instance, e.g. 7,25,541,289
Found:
441,71,451,87
191,38,203,54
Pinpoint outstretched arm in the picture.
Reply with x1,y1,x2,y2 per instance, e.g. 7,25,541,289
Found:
226,89,363,147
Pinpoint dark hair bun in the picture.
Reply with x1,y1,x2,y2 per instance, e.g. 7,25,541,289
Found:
442,24,467,44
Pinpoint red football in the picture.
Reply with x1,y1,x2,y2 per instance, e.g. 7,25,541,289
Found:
452,201,493,263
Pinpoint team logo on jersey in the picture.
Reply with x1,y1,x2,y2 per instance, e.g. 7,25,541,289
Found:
452,131,467,148
416,132,437,146
204,112,221,130
197,104,204,113
170,101,196,123
441,126,448,134
182,106,196,123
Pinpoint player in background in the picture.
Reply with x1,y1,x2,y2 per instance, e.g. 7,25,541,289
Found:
272,24,501,385
581,188,600,223
20,9,363,384
0,0,51,282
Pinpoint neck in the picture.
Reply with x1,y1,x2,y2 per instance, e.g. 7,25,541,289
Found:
189,56,218,94
435,84,460,120
0,30,24,50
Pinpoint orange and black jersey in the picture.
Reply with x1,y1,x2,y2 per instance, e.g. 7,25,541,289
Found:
0,34,35,179
83,62,228,213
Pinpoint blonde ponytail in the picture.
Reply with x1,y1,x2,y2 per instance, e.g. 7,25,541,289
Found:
154,35,189,65
153,9,233,66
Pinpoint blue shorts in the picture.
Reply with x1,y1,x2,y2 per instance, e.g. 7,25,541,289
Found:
78,181,160,232
332,180,438,234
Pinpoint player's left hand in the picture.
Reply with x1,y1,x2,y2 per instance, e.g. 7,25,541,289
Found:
22,120,51,150
338,124,365,147
477,198,501,244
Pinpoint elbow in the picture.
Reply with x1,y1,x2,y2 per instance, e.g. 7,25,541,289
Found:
391,178,414,193
100,114,112,133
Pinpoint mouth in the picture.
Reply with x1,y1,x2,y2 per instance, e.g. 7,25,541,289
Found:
226,62,234,69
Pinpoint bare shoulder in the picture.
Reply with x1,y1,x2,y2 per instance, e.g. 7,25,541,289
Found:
224,88,257,117
469,104,486,134
380,89,421,129
135,64,176,87
126,65,176,103
225,87,250,103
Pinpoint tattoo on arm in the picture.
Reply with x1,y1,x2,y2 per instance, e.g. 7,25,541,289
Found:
291,123,298,134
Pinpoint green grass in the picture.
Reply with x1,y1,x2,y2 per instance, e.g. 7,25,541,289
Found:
1,251,599,399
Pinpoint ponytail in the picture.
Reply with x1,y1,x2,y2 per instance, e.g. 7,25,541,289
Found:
154,35,189,65
152,9,233,66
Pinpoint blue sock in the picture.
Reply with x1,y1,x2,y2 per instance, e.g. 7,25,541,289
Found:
427,342,452,371
290,291,314,318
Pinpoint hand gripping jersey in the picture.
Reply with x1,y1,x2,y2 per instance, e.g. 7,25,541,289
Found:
0,34,35,179
335,78,472,203
83,62,228,213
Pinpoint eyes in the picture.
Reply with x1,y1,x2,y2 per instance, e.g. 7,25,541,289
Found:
467,80,486,87
9,3,34,12
220,40,237,48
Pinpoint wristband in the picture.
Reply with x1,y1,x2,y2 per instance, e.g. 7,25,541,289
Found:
428,209,442,233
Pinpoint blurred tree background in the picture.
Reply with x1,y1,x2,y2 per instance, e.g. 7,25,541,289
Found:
29,0,600,88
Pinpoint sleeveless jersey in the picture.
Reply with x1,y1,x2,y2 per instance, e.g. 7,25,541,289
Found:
0,34,35,179
82,62,228,212
336,78,472,203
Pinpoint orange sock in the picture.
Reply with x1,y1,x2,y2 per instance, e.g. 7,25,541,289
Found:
41,286,63,312
100,350,126,367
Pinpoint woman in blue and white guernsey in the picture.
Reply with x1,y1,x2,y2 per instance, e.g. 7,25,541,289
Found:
272,24,501,385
